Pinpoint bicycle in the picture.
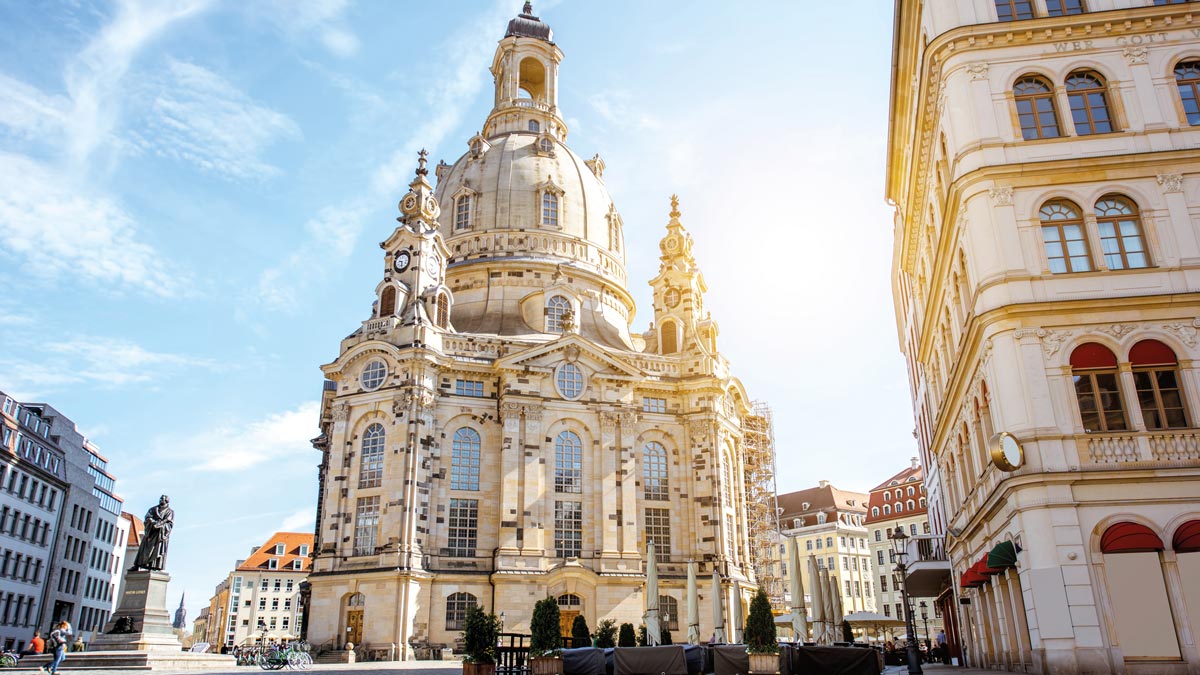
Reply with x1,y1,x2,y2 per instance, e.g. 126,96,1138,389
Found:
0,652,19,668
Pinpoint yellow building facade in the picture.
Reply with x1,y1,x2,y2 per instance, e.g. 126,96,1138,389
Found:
888,2,1200,675
306,4,763,659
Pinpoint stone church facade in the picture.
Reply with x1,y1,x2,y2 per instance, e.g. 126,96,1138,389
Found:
306,4,761,658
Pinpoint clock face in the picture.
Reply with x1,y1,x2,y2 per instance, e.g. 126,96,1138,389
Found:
393,252,411,272
989,432,1025,472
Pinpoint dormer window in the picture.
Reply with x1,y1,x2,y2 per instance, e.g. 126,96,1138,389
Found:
542,192,559,227
546,296,570,333
274,543,285,555
455,195,471,230
292,559,303,570
529,120,540,132
299,544,309,556
536,178,565,229
802,502,810,510
816,512,827,524
268,559,279,570
538,137,553,154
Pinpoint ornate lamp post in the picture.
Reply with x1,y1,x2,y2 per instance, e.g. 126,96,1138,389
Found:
919,601,930,652
888,526,923,675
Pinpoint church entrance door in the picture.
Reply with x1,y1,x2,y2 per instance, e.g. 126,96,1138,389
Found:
346,610,363,645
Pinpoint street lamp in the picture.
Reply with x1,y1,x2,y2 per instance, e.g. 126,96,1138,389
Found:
888,526,923,675
919,601,930,653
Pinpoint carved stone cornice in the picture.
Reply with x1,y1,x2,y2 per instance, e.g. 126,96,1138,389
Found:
965,62,988,81
1157,173,1184,194
1163,319,1200,347
686,418,710,437
600,412,618,431
1013,328,1073,357
988,186,1013,207
331,402,350,422
1098,323,1137,340
1122,46,1148,65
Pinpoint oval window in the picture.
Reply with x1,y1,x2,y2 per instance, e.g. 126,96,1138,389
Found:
361,360,387,391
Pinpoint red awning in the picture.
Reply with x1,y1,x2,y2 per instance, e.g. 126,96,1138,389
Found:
1174,520,1200,553
976,554,1003,576
1101,522,1164,553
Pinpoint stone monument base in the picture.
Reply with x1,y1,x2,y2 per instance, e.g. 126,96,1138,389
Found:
58,569,237,670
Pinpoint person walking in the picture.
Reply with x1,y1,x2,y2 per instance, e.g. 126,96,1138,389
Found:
936,629,948,664
41,621,71,675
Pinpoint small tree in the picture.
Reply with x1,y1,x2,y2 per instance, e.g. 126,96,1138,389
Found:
636,624,648,647
842,620,855,643
462,604,501,664
593,619,618,649
571,615,590,648
618,623,637,647
659,626,672,645
529,597,562,657
744,587,778,654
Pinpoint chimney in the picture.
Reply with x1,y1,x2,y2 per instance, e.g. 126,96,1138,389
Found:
911,456,919,470
818,479,829,488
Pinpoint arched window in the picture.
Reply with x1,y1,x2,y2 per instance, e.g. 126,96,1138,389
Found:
1066,71,1112,135
445,592,477,630
1070,343,1127,432
528,119,540,132
660,319,679,355
546,296,570,333
884,490,891,501
1039,200,1092,273
379,286,396,317
907,500,916,511
907,486,915,496
995,0,1034,21
1099,522,1180,659
659,596,680,631
1175,60,1200,125
920,497,927,508
450,428,481,491
909,523,918,535
643,442,669,501
538,137,554,153
871,507,879,517
1015,76,1060,140
455,195,471,230
1094,196,1149,270
436,293,449,329
554,431,583,493
346,593,365,607
1045,0,1085,15
883,504,891,515
359,423,385,488
1130,339,1189,429
1173,520,1200,553
542,191,559,227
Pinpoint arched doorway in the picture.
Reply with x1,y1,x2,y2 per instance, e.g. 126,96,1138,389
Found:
557,594,582,641
343,593,365,646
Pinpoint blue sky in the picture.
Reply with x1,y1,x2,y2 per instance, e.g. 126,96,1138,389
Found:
0,1,906,623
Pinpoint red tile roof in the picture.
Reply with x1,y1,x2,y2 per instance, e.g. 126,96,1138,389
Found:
236,532,314,572
122,512,143,547
865,464,927,524
777,483,868,524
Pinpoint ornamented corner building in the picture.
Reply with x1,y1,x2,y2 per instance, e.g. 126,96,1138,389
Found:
888,2,1200,675
306,4,769,658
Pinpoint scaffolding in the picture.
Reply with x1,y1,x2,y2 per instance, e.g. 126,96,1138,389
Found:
742,401,783,609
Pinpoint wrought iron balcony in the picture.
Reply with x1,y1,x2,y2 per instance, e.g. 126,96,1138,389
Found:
902,535,951,598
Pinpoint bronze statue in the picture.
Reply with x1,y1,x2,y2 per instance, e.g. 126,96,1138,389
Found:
130,495,174,571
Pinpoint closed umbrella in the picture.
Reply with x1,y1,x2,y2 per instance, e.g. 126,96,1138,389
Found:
820,567,835,644
807,557,826,645
644,540,661,646
828,576,844,641
788,539,808,642
712,569,726,643
733,585,744,644
687,561,701,645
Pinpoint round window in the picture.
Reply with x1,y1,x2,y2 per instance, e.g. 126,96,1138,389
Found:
360,360,387,391
555,363,585,400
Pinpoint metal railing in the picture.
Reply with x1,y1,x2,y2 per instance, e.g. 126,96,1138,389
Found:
906,535,948,563
496,633,530,675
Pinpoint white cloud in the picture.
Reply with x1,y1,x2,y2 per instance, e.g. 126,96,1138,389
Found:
588,90,661,132
0,152,181,295
278,508,315,533
130,60,301,181
254,1,513,313
256,0,359,57
0,334,213,399
0,73,71,141
163,401,320,472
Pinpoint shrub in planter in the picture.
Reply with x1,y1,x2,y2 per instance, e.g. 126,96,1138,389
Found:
842,620,854,643
571,615,590,648
745,587,779,674
617,623,636,648
660,627,672,645
529,597,563,675
462,604,501,675
594,619,618,649
636,624,647,647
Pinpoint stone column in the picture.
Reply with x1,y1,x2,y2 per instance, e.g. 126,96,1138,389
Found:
1158,174,1200,264
619,410,639,557
599,412,620,557
499,402,523,554
522,406,545,554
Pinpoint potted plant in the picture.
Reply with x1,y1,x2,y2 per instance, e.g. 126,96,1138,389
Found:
594,620,618,648
571,615,591,648
744,587,780,675
529,597,563,675
617,623,636,648
461,604,501,675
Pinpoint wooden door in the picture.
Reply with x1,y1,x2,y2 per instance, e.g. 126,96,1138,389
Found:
560,611,579,644
346,610,364,645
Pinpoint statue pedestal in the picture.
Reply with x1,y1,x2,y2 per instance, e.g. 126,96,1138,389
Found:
91,570,181,652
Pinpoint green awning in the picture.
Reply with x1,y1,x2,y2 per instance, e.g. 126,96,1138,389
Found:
987,541,1018,570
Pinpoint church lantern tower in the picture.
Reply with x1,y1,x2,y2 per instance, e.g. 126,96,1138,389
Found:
648,196,719,356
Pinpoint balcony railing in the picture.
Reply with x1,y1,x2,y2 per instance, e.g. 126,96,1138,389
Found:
1078,429,1200,466
905,534,948,564
511,98,551,112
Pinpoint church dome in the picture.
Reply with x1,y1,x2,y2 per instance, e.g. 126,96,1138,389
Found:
505,2,553,42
